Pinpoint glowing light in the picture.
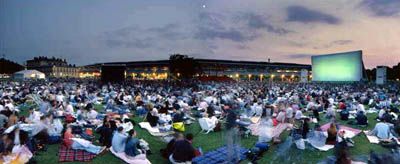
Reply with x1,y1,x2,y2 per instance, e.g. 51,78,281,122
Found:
202,4,206,8
236,73,239,78
271,74,275,78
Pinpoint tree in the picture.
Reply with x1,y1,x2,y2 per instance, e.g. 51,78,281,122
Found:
169,54,200,79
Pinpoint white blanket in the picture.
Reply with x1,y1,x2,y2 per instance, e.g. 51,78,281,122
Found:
304,138,335,151
110,147,151,164
138,122,174,137
363,131,400,144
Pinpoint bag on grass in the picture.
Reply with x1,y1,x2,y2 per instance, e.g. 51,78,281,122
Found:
172,122,185,132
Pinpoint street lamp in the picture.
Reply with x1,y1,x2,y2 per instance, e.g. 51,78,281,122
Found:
248,74,252,81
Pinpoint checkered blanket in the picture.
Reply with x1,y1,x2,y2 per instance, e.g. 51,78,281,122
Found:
192,145,248,164
58,145,97,162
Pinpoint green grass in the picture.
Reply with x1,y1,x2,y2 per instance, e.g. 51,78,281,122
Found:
19,103,389,164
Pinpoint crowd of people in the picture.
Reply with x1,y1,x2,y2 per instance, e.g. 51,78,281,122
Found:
0,79,399,163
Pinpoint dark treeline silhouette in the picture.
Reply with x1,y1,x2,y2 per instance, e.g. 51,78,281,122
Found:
0,58,24,74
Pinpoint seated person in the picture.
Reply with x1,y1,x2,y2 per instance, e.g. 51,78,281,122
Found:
394,119,400,137
368,120,392,139
169,133,195,163
203,113,218,129
340,109,349,121
295,108,304,120
112,127,127,153
146,105,159,127
98,121,113,147
63,126,106,154
355,111,368,126
161,133,179,159
27,107,41,123
325,105,335,120
125,129,147,159
0,112,8,130
326,123,338,145
381,110,394,123
301,118,310,139
121,118,134,133
64,101,74,115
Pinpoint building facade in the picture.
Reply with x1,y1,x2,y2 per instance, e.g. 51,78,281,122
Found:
26,56,79,78
84,58,311,81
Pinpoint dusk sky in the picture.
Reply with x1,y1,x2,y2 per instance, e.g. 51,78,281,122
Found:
1,0,400,68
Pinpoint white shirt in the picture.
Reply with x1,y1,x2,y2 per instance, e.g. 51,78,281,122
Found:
5,103,15,111
88,110,98,120
28,111,41,123
286,107,293,119
65,104,74,115
56,95,64,102
295,110,303,120
356,104,365,113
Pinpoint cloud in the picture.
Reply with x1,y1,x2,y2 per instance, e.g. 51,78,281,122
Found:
240,12,292,35
147,23,187,40
105,38,152,48
359,0,400,17
194,12,258,42
236,44,250,50
286,6,340,24
194,27,257,42
103,23,187,48
332,40,353,45
287,40,307,48
194,12,291,43
313,39,353,49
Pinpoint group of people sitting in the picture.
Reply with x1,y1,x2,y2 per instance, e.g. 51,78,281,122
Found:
0,79,399,164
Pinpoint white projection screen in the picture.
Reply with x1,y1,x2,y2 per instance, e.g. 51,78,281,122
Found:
312,50,363,82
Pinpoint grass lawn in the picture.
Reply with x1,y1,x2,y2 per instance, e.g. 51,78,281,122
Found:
19,104,389,164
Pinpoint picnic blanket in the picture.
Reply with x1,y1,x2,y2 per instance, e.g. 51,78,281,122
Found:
248,123,291,137
58,145,97,162
320,123,361,138
192,145,248,164
110,147,151,164
363,131,400,144
138,122,174,137
304,138,335,151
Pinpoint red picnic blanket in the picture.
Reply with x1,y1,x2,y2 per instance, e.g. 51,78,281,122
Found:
58,145,97,162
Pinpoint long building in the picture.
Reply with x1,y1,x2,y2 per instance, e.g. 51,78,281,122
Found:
81,57,311,81
26,56,80,78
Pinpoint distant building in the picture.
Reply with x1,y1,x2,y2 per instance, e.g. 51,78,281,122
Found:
84,56,311,81
0,58,25,78
26,56,79,78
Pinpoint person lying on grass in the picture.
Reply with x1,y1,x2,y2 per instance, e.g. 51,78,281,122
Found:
63,126,106,154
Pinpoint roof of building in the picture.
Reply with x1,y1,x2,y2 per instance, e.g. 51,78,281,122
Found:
85,58,311,69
